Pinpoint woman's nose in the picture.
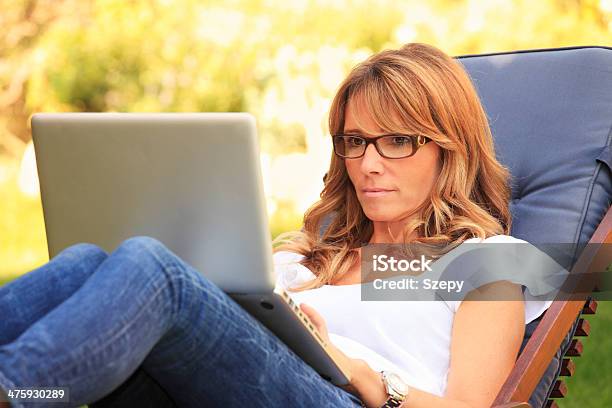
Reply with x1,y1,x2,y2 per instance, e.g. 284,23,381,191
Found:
360,143,384,174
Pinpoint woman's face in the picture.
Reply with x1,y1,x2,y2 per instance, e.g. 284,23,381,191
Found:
343,97,442,224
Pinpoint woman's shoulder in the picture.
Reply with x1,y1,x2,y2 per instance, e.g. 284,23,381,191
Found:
463,234,528,244
446,233,560,324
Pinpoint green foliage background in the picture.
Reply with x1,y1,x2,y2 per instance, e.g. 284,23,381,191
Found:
1,0,611,406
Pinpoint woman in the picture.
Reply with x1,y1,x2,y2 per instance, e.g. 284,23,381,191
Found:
0,43,548,408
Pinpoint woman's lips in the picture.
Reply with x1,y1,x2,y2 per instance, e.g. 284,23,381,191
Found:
362,189,396,197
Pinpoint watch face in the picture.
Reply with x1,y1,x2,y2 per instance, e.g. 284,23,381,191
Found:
387,372,408,394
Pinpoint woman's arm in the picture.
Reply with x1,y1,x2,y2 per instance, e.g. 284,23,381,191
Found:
302,280,525,408
441,280,525,407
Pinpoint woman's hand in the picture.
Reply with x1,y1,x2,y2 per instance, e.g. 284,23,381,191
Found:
299,303,354,368
298,302,332,344
299,303,386,405
299,303,360,394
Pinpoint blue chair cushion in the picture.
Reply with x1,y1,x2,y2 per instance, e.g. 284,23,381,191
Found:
456,46,612,249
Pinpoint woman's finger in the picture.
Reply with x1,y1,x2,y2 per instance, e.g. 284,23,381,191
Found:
299,303,329,341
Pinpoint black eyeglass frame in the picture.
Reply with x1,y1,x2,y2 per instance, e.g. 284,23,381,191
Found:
332,134,431,159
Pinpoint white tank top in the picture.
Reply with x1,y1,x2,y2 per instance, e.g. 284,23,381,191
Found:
273,235,559,397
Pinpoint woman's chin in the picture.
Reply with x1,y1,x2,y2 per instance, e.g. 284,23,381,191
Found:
362,206,415,223
362,208,396,222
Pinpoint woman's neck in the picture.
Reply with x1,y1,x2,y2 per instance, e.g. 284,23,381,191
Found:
368,220,418,244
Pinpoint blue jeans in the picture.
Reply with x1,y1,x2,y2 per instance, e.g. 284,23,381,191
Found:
0,237,364,408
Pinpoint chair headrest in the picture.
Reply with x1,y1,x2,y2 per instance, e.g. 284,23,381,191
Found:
457,46,612,247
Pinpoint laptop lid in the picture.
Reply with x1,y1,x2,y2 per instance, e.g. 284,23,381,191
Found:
31,113,275,294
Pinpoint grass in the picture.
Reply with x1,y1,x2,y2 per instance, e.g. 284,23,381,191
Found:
557,300,612,407
0,158,48,282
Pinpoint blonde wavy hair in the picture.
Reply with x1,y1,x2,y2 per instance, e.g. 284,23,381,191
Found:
273,43,511,291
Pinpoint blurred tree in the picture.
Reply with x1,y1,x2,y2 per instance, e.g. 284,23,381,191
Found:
1,0,610,160
0,0,89,157
2,0,419,157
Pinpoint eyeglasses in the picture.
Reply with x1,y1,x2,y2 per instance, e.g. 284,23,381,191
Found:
332,134,431,159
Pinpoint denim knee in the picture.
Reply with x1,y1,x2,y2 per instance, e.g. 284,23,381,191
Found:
117,236,173,262
55,242,108,277
58,242,108,262
113,236,184,284
113,236,186,311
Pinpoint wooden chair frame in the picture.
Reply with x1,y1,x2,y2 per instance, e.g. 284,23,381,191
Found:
492,205,612,407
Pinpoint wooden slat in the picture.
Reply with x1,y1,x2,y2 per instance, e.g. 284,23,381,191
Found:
559,358,575,376
565,339,583,357
492,206,612,405
574,318,591,336
545,400,559,408
581,299,598,314
550,380,567,398
493,403,531,408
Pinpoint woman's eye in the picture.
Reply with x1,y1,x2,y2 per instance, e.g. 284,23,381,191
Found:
392,136,411,145
348,137,364,146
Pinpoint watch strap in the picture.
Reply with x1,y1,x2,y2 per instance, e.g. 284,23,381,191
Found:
380,396,403,407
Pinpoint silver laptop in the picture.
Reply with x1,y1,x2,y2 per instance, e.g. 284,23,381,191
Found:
31,112,350,385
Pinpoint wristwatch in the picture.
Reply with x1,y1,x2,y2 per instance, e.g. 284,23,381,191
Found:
379,370,409,407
